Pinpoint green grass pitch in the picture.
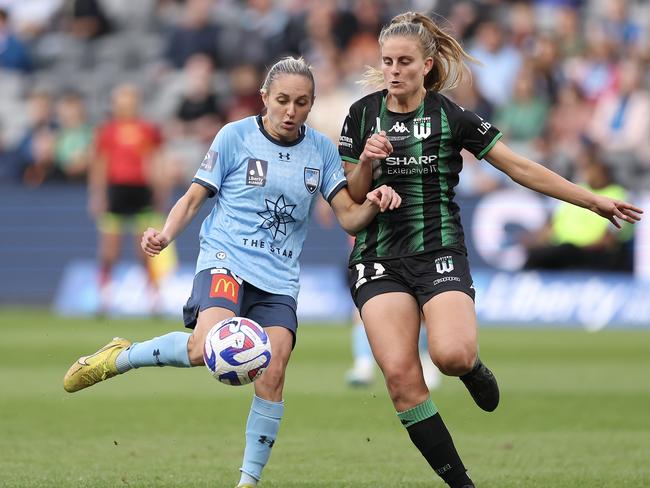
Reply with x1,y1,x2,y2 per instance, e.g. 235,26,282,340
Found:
1,308,649,487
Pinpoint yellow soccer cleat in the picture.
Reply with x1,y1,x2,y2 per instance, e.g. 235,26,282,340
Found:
63,337,132,393
235,485,256,488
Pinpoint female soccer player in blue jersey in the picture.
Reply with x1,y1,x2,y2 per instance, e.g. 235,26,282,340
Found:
63,57,401,488
339,12,643,488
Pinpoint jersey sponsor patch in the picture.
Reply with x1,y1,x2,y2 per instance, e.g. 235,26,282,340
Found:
200,150,218,172
304,168,320,194
209,273,240,302
246,158,268,186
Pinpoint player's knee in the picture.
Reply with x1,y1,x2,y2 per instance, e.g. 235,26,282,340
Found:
259,366,285,390
186,333,205,366
434,347,476,376
383,361,423,403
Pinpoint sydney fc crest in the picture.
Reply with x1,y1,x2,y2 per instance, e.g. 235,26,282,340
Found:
304,167,320,194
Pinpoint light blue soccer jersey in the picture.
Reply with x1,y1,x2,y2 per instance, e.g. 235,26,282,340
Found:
192,115,347,300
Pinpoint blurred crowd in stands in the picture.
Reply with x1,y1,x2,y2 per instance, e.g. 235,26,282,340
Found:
0,0,648,271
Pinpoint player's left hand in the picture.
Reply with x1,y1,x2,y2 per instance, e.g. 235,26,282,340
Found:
366,185,401,212
591,196,643,228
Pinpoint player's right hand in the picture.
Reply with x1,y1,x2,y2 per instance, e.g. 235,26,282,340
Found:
361,131,392,163
141,227,169,257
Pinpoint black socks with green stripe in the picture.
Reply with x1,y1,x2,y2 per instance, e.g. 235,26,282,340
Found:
397,399,474,488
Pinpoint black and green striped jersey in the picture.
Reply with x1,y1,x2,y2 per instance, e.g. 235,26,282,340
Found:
339,89,502,265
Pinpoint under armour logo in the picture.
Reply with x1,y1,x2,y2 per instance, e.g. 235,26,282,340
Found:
279,152,290,161
153,349,162,366
258,435,275,448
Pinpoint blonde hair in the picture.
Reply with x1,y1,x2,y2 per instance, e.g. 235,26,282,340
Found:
261,56,315,99
362,12,476,92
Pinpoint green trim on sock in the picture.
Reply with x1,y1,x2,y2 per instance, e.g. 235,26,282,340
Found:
397,398,438,428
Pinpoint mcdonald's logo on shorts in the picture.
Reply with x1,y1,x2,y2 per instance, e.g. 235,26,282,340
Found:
209,274,240,302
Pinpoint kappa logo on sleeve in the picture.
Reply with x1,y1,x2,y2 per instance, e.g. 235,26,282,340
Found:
246,158,268,187
200,150,218,172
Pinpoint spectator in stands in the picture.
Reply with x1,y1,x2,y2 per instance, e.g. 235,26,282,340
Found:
0,123,21,182
564,24,618,103
348,0,386,40
223,63,264,122
525,139,634,271
445,0,482,43
52,89,93,182
285,1,340,74
338,32,380,89
552,4,585,58
495,62,549,159
67,0,112,41
587,58,650,191
599,0,645,57
308,61,355,144
234,0,291,66
543,81,593,180
0,8,33,73
1,0,62,42
172,54,223,143
164,53,224,187
508,1,536,50
469,17,522,107
89,83,165,314
448,79,506,196
16,89,57,186
531,33,564,103
162,0,221,70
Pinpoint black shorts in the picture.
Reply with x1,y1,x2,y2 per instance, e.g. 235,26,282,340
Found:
348,249,475,311
183,267,298,346
107,184,153,215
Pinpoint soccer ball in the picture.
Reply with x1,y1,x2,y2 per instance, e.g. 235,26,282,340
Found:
203,317,272,386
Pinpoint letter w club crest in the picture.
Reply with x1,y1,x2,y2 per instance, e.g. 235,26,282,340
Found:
435,256,454,274
304,168,320,194
413,117,431,140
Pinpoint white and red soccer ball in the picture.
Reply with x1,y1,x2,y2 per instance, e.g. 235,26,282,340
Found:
203,317,272,386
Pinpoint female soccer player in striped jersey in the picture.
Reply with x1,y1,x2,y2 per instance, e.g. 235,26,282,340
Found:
64,57,401,488
340,12,642,488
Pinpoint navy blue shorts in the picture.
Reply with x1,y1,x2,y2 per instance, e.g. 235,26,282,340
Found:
183,267,298,345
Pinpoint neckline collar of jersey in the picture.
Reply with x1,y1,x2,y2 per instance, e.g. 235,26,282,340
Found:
382,89,426,116
256,114,306,147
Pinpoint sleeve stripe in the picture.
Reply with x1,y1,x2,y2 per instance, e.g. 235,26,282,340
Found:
341,156,360,164
191,177,219,198
325,180,348,204
477,132,503,160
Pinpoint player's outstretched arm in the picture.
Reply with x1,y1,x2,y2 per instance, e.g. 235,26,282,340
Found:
141,182,210,257
329,184,401,235
485,141,643,228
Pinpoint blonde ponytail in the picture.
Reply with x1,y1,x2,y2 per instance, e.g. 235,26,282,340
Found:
362,12,477,92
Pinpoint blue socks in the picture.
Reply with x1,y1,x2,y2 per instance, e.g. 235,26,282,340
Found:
115,331,192,372
239,395,284,485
